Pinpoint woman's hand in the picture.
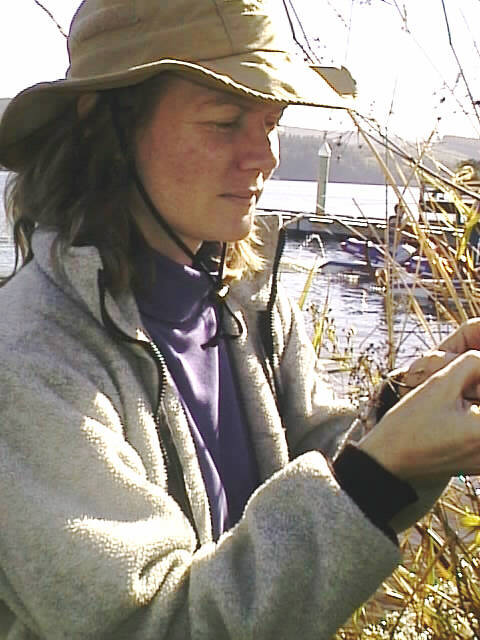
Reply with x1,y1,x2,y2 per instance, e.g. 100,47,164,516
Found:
360,343,480,486
396,318,480,400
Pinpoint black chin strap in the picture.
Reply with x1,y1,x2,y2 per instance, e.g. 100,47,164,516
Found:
107,98,243,346
201,242,238,349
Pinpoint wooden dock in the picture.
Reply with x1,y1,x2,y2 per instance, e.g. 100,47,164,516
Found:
257,208,459,243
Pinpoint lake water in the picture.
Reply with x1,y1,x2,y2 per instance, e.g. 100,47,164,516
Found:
0,172,447,383
259,178,419,221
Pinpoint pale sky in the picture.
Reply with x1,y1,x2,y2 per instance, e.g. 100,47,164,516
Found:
1,0,480,141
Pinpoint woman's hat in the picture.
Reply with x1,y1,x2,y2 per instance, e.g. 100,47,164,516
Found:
0,0,355,171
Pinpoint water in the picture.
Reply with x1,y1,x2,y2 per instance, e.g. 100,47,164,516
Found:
259,179,419,221
280,237,443,365
0,172,14,275
259,181,449,371
0,173,445,373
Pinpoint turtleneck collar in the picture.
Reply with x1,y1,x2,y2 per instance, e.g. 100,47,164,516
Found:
134,246,213,325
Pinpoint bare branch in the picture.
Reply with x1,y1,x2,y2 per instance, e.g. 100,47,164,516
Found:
33,0,67,39
440,0,480,128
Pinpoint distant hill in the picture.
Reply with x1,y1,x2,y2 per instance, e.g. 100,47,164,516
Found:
0,98,9,119
435,135,480,157
275,126,480,184
0,100,10,170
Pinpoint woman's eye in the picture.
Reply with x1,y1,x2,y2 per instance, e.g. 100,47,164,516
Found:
214,120,240,130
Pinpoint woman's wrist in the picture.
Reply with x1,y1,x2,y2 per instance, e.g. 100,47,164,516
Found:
334,443,417,543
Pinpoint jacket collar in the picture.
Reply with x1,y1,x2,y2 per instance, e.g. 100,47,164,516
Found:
31,229,144,342
31,214,283,331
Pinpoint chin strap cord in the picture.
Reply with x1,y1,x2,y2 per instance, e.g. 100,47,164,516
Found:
108,97,244,347
201,242,243,349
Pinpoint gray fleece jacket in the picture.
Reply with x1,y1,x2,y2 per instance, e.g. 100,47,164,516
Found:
0,220,444,640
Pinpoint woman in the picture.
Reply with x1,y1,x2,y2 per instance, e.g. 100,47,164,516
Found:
1,1,480,639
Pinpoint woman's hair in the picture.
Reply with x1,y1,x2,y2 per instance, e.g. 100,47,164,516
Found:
3,73,264,292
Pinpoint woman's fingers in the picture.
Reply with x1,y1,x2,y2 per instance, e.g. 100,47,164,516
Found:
438,318,480,353
407,350,454,381
418,349,480,405
393,320,480,399
361,350,480,483
398,350,458,397
436,350,480,404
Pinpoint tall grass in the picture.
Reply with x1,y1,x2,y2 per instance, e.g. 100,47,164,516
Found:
288,144,480,639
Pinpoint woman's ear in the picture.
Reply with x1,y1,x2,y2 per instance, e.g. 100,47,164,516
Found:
77,93,99,120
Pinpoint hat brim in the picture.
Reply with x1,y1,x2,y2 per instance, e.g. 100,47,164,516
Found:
0,51,352,171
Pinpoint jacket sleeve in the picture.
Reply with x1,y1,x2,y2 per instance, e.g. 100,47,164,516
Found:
0,343,402,640
271,284,449,535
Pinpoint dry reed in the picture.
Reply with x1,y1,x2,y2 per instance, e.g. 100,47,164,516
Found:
338,152,480,639
286,138,480,639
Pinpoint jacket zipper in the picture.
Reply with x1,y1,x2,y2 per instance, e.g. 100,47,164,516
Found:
145,339,199,540
262,224,287,422
97,271,199,541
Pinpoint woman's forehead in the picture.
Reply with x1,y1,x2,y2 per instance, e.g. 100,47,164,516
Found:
157,75,287,116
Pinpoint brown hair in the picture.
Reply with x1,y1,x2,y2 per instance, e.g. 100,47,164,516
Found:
3,73,264,292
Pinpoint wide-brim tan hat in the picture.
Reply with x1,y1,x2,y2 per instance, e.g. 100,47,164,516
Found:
0,0,355,171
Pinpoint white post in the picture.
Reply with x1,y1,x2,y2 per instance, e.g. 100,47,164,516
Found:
316,141,331,214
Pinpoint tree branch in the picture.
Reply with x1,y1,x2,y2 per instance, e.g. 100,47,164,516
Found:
33,0,67,39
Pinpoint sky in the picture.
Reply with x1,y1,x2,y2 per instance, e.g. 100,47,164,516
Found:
1,0,480,142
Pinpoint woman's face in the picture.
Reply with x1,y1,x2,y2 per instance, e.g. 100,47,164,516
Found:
132,75,285,263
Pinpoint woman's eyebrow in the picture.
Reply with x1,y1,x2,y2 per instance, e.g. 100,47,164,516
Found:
197,94,286,118
197,95,246,110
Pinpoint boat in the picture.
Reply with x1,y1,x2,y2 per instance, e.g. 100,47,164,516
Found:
419,174,480,222
340,236,437,277
416,165,480,249
317,258,373,276
419,182,464,220
340,237,417,267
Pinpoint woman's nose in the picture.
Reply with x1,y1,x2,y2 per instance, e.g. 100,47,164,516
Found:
237,127,280,177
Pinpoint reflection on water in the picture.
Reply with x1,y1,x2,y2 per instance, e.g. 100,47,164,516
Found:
0,172,12,276
281,238,450,369
0,243,14,278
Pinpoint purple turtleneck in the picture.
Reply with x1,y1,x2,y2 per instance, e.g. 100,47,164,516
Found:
134,249,259,539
